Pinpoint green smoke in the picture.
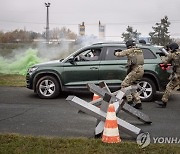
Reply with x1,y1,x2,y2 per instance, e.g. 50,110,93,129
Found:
0,48,43,75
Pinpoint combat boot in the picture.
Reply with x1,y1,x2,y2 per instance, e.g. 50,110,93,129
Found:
127,101,133,106
133,103,142,110
155,101,167,108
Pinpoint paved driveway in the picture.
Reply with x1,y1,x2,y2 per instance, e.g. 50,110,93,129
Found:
0,87,180,140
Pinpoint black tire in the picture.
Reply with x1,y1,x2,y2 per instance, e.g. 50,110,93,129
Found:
36,76,60,99
137,77,156,102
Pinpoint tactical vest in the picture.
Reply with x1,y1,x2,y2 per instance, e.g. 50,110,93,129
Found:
130,48,144,65
172,51,180,74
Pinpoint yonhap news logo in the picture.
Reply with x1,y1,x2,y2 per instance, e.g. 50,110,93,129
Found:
153,137,180,144
137,132,180,148
136,132,151,148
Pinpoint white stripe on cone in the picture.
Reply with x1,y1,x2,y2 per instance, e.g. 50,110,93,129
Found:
103,128,119,136
106,112,117,120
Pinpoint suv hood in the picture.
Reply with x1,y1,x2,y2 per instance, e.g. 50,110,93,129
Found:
35,60,62,67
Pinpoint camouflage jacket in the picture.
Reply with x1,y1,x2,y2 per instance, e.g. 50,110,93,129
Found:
115,47,144,66
162,50,180,64
162,49,180,76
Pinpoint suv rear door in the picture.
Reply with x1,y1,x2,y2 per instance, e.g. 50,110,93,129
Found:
99,46,127,88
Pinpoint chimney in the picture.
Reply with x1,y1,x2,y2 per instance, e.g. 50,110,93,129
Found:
79,22,85,36
99,20,105,39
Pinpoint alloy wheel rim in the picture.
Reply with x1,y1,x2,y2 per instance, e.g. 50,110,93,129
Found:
138,81,152,99
39,79,55,97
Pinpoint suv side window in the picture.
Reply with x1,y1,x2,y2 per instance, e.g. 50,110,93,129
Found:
74,48,102,61
104,47,156,60
142,48,156,59
104,47,127,60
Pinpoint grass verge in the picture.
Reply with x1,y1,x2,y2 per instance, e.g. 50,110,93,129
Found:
0,134,180,154
0,74,26,87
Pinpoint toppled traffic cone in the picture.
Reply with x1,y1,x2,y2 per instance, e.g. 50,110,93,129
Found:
102,103,121,143
93,93,100,101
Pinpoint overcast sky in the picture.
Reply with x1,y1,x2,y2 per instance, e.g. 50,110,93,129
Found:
0,0,180,40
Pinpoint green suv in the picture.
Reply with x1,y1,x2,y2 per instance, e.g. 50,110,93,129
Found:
26,42,171,101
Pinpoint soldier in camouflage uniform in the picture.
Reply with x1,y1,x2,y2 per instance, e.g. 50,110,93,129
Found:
114,40,144,109
156,43,180,108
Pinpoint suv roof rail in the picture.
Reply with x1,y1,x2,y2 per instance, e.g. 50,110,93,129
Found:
92,41,125,45
92,41,157,48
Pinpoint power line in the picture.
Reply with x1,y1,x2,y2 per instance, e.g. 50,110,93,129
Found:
0,19,180,26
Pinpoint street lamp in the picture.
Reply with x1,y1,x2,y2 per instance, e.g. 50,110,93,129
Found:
45,2,50,43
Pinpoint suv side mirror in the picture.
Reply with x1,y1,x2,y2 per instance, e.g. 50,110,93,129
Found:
68,58,75,64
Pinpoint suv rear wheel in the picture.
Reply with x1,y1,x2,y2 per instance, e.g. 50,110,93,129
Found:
137,77,156,102
36,76,60,99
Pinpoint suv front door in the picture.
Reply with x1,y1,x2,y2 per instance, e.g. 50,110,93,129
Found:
62,48,102,88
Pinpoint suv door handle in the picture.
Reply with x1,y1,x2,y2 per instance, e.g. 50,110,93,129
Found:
90,67,98,70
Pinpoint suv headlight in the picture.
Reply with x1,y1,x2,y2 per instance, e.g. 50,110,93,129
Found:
28,66,38,75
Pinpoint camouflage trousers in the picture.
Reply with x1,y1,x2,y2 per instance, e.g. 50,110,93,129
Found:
121,65,144,104
162,76,180,103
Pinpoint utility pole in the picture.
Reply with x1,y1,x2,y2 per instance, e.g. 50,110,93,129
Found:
45,2,50,43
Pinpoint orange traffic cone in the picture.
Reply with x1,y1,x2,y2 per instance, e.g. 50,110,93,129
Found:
102,103,121,143
93,93,100,101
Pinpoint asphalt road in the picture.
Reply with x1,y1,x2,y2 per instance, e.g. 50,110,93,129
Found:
0,87,180,140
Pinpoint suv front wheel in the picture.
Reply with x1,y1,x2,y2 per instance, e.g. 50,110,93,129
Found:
137,77,156,102
36,76,60,99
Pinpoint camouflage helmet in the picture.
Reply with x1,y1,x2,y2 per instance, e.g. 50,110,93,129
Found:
126,40,136,48
169,43,179,51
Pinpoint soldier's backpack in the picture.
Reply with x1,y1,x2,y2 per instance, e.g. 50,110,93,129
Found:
131,48,144,65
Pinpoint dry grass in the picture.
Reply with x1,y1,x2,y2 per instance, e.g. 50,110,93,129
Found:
0,134,180,154
0,74,26,87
